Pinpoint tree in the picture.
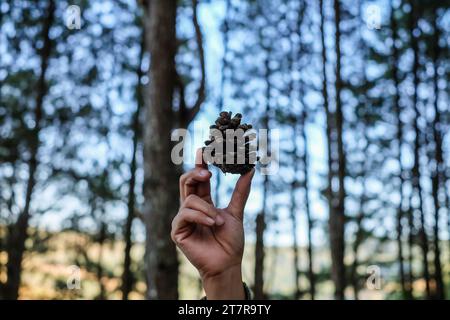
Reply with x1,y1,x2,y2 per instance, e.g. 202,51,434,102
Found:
427,1,446,299
3,0,56,300
389,0,410,299
143,0,205,299
329,0,347,299
254,30,272,301
121,17,146,301
408,0,431,299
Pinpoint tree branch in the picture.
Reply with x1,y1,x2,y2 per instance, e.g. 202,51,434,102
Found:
185,0,206,126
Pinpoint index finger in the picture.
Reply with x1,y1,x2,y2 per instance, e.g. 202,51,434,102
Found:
227,169,255,219
195,148,207,169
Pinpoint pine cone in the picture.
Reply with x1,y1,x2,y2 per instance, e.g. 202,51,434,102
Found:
203,111,257,175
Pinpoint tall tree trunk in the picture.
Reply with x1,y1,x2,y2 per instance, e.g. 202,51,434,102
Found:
407,190,415,294
350,194,365,300
254,212,266,299
408,0,431,299
330,0,346,300
4,0,55,300
143,0,179,299
349,120,369,299
289,123,301,299
430,4,445,300
143,0,205,299
294,0,315,300
319,0,333,216
300,107,315,300
121,30,145,300
254,44,272,300
96,221,106,300
390,1,409,299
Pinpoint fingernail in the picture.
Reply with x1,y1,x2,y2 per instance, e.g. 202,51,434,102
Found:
199,169,209,177
206,217,215,225
215,214,225,226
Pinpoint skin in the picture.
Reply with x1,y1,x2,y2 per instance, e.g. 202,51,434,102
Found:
171,148,255,299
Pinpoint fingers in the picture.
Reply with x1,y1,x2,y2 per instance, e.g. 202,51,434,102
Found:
179,168,212,202
179,148,212,203
227,169,255,219
183,194,224,225
171,208,215,243
171,194,225,243
195,147,207,169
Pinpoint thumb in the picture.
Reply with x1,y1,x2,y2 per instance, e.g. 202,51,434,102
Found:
227,169,255,219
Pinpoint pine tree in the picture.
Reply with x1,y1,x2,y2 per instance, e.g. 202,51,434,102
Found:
329,0,347,299
143,0,205,299
3,0,56,299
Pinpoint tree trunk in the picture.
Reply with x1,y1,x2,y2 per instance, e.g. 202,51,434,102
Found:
350,203,364,300
143,0,179,299
350,128,369,300
254,212,266,299
294,0,314,300
289,124,301,299
301,108,315,300
390,1,409,299
430,5,445,299
406,190,415,294
330,0,346,300
4,0,55,300
254,44,272,300
121,30,145,300
408,0,431,299
143,0,205,299
96,222,106,300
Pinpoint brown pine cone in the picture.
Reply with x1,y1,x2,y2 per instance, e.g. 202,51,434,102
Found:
203,111,257,175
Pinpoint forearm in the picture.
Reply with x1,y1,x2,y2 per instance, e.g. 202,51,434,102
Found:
201,265,245,300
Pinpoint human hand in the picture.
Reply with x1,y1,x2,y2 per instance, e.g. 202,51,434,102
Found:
171,149,254,299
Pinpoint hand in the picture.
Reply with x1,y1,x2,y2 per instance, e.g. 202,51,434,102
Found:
171,149,254,299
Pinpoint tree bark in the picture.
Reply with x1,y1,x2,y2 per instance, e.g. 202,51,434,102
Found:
254,212,266,299
4,0,55,300
143,0,179,299
330,0,346,300
143,0,205,299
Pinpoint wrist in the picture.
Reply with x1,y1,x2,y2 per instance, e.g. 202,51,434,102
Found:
201,265,245,300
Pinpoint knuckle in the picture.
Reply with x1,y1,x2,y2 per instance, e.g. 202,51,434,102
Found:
185,194,198,204
179,173,189,184
170,223,177,243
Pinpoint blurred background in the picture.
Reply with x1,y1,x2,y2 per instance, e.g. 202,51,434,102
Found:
0,0,449,300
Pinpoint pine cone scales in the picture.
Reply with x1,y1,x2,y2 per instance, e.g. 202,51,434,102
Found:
203,111,257,174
